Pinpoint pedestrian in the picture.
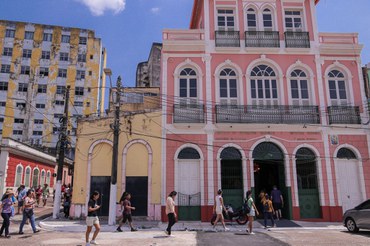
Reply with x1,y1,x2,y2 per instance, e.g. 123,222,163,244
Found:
85,191,101,246
246,190,259,235
63,195,71,218
116,193,137,232
42,183,50,207
116,192,128,224
165,191,177,236
19,190,40,234
259,189,266,218
263,194,276,228
35,185,42,207
0,189,15,238
271,185,284,220
16,185,26,214
212,189,229,231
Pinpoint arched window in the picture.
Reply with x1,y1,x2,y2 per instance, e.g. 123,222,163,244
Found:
337,148,357,159
246,8,257,31
32,168,39,188
178,147,200,159
250,65,278,105
46,171,51,185
14,165,23,187
220,147,242,160
179,68,197,104
262,8,273,31
40,170,45,186
290,69,310,105
219,68,238,105
24,167,31,187
328,70,347,106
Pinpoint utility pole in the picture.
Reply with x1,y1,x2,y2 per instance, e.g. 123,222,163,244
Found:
108,76,122,225
53,85,70,219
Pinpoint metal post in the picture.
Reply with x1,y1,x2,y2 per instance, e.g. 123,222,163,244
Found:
53,85,70,219
108,76,122,225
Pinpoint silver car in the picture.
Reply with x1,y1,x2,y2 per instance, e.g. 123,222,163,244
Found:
343,199,370,232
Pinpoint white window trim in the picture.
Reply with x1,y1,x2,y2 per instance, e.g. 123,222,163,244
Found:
40,169,46,186
283,8,306,32
214,4,239,31
24,166,31,187
46,170,51,185
14,164,24,187
32,167,40,188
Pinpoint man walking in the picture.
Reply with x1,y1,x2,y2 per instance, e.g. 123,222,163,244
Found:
271,185,284,220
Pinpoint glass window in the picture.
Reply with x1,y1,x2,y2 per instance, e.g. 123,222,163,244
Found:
32,169,39,188
24,167,31,187
20,66,30,75
3,47,13,56
13,130,23,135
178,68,197,103
0,101,6,107
263,9,273,31
178,147,201,159
246,8,257,31
1,65,11,73
219,68,238,105
290,69,310,105
18,83,28,92
39,67,49,77
328,70,347,106
0,82,9,91
59,52,69,61
36,103,45,109
15,165,23,187
79,37,87,45
78,54,86,62
33,131,43,136
40,170,45,186
34,119,44,124
285,10,303,31
217,9,235,31
46,171,51,185
37,84,47,93
5,29,15,38
61,35,70,43
55,100,64,106
75,87,84,96
56,86,66,95
337,148,357,159
58,69,67,78
41,51,51,59
74,101,83,107
250,65,278,105
25,31,34,40
22,49,32,58
14,118,24,124
43,32,53,42
76,70,86,80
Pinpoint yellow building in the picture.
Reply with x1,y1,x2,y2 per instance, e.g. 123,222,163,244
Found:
0,20,106,153
71,109,162,220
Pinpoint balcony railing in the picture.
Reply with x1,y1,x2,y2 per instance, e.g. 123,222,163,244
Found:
215,105,320,124
245,31,280,48
284,31,310,48
327,106,361,124
215,31,240,47
173,104,205,123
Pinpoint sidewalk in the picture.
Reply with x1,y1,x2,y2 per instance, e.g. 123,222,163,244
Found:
11,198,57,223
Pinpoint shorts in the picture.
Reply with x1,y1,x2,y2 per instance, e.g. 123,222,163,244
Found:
18,201,24,207
122,213,132,223
42,195,48,200
273,202,282,210
86,216,99,226
215,206,223,215
247,208,255,217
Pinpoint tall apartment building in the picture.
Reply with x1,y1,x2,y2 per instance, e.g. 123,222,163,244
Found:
161,0,369,222
136,43,162,87
0,20,106,154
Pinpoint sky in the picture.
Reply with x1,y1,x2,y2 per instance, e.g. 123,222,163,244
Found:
0,0,370,89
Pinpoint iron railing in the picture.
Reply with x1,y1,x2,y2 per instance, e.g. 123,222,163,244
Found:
327,106,361,124
284,31,310,48
215,105,320,124
215,31,240,47
173,104,205,123
245,31,280,48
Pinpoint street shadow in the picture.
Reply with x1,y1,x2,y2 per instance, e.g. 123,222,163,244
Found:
153,235,170,238
341,230,370,238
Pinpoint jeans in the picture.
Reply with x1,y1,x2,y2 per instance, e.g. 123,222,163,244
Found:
166,213,176,235
19,210,37,233
264,211,275,227
0,212,11,236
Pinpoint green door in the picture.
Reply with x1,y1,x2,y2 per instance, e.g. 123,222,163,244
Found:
296,148,321,219
178,192,201,221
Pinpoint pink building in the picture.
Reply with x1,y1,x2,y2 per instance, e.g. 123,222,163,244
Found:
161,0,369,222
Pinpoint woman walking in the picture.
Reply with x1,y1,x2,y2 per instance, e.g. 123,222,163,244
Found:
246,190,259,235
165,191,177,236
213,189,229,231
0,189,15,238
85,191,101,245
19,190,40,234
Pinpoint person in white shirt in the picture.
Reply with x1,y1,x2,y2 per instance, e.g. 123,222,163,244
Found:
165,191,177,236
213,189,229,231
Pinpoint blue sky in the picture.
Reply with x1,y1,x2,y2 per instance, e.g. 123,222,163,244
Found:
0,0,369,88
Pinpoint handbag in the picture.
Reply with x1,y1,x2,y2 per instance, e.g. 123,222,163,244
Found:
24,208,34,217
243,199,251,214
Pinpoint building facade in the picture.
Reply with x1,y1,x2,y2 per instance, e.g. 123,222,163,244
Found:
136,43,162,87
71,90,162,220
0,20,106,154
161,0,369,222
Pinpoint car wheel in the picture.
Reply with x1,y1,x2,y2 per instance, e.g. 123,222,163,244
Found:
346,218,359,233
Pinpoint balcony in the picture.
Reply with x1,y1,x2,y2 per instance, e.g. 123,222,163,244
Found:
245,31,280,48
327,106,361,124
215,105,320,124
284,31,310,48
173,104,205,123
215,31,240,47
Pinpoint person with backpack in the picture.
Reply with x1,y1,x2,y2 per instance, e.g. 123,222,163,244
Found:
116,193,137,232
263,194,276,228
245,190,259,235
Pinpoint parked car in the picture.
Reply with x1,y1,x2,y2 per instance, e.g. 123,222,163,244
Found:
343,199,370,232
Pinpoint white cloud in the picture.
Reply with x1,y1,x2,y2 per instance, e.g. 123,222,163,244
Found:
150,7,160,14
77,0,126,16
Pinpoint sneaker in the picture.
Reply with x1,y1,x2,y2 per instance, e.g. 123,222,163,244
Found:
131,228,137,232
34,230,40,233
164,230,169,236
90,240,99,245
18,232,24,235
116,227,123,232
250,232,255,235
224,227,230,232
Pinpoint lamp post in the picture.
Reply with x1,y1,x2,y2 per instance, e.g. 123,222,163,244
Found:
104,69,122,225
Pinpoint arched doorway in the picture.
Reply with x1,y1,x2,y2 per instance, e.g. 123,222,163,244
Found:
220,147,243,209
336,148,362,213
253,142,288,218
177,147,201,221
296,147,321,218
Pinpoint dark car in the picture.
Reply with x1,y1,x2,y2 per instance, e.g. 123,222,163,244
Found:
343,199,370,232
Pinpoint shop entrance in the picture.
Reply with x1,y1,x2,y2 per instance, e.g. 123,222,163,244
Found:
253,142,290,219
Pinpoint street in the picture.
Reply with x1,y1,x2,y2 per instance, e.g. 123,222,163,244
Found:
2,220,370,246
